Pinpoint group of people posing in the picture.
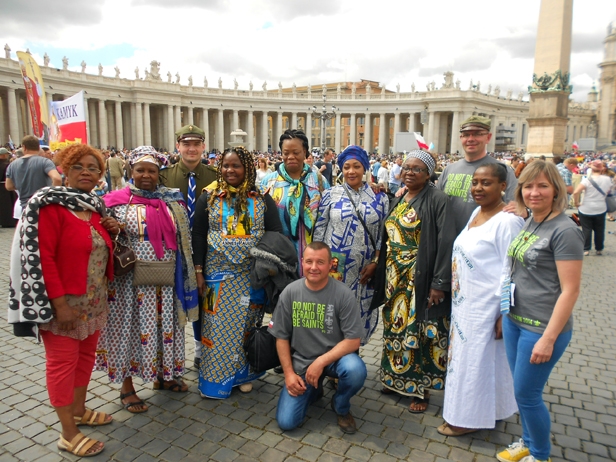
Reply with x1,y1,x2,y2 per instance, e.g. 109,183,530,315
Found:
8,115,585,462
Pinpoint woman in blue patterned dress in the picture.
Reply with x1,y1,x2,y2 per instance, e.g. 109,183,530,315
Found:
260,129,327,274
314,146,389,344
192,147,282,398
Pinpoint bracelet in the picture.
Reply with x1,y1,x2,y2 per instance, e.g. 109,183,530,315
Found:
195,268,203,274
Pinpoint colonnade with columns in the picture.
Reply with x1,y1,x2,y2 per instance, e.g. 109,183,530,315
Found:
0,55,595,154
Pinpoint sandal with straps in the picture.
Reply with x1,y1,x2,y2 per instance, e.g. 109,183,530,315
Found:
120,391,148,413
57,433,104,457
153,376,188,392
74,408,113,426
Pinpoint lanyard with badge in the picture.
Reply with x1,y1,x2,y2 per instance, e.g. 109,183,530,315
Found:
500,212,551,313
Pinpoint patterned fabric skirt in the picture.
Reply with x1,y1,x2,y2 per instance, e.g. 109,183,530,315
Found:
198,269,264,399
380,298,449,399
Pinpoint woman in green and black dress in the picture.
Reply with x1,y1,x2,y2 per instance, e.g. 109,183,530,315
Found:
370,150,456,413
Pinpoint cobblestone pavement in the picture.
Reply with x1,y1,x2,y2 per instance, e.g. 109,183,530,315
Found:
1,222,615,462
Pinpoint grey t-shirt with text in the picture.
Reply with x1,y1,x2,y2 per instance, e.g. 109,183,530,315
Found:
438,156,517,234
507,213,583,334
6,156,56,207
269,278,364,376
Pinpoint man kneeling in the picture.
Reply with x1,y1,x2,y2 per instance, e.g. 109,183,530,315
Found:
269,242,367,433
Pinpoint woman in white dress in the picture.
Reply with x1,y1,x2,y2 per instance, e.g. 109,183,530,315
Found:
438,163,524,436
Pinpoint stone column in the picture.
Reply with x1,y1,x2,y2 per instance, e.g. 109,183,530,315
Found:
291,112,298,129
134,102,144,146
378,113,387,155
7,88,19,143
427,111,437,150
364,114,372,153
232,109,239,130
450,111,461,154
217,109,224,152
187,107,194,125
348,114,356,146
89,101,99,147
202,109,210,149
143,103,151,146
115,101,124,149
488,116,497,153
305,112,312,147
334,112,342,153
393,112,400,135
275,112,283,149
167,106,175,151
247,110,254,151
174,106,181,132
261,112,269,151
408,112,416,134
98,99,109,149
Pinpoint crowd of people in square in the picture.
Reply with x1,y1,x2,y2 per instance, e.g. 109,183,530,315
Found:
5,115,615,461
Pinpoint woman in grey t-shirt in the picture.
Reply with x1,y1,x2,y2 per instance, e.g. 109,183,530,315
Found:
496,161,583,462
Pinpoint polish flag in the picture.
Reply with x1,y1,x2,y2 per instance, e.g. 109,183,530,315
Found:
414,133,429,151
572,141,579,151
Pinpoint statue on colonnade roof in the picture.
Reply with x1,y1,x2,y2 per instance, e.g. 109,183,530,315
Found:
149,61,161,80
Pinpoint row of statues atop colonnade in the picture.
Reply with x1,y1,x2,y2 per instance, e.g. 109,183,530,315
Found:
4,44,526,101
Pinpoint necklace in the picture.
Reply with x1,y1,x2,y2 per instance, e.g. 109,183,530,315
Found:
470,201,505,228
71,210,92,221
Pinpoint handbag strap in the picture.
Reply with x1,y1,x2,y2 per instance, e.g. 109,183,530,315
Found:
115,195,133,247
343,184,377,251
587,176,607,197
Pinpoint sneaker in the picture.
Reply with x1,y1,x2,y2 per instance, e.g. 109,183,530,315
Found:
583,251,590,256
497,439,530,462
194,356,201,370
596,250,603,256
519,457,551,462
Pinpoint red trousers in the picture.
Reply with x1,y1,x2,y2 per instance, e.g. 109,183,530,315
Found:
40,330,100,407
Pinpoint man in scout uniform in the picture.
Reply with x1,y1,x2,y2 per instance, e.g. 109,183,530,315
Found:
159,124,216,369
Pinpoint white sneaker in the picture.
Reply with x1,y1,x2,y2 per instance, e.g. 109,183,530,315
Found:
496,439,530,462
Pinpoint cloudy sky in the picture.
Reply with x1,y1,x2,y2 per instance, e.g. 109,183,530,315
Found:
3,0,615,102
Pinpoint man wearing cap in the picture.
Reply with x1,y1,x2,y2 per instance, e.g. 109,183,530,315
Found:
437,115,517,234
159,124,216,369
0,147,17,227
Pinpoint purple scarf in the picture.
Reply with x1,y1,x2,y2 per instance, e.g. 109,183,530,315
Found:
104,186,177,259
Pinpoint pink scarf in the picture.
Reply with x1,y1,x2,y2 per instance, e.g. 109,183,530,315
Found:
104,186,177,259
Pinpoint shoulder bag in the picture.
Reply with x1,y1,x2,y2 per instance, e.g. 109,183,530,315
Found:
244,310,280,373
343,184,377,251
587,176,616,214
112,201,136,276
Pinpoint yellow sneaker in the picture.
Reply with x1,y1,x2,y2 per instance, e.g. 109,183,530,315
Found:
497,439,530,462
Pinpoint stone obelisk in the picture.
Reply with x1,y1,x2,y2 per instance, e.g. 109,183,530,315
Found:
597,23,616,147
526,0,573,157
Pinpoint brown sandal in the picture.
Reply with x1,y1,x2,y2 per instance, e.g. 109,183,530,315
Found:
74,408,113,426
408,395,430,414
57,433,104,457
437,422,479,436
153,376,188,392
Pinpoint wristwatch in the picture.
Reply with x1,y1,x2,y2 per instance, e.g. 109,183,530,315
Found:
371,255,379,264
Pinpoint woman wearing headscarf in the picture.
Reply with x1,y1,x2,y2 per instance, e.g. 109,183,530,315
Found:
8,144,120,457
192,146,282,398
370,150,455,413
260,129,327,273
314,145,389,344
95,146,198,413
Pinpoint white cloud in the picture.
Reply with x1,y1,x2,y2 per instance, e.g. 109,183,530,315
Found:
4,0,615,102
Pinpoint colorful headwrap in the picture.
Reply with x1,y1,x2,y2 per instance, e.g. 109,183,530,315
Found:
129,146,169,167
337,145,370,172
404,150,436,175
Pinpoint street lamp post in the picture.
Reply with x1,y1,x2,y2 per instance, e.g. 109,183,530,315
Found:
310,93,336,153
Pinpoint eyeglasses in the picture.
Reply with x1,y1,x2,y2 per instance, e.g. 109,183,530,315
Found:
460,131,489,139
70,165,101,174
401,166,427,174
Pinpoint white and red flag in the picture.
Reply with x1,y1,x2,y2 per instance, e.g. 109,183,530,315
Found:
49,91,88,150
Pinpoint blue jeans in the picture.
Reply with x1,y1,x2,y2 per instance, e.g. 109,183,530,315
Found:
503,316,571,460
389,183,400,195
276,353,367,431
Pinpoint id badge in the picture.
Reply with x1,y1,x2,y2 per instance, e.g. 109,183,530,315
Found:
500,277,512,313
510,283,516,307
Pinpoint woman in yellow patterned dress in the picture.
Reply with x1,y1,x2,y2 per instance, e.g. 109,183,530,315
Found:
192,147,282,398
370,150,456,413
